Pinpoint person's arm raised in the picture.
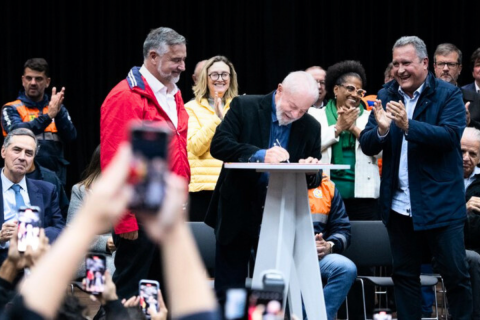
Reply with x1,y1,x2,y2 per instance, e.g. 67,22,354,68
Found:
18,143,132,319
142,174,219,319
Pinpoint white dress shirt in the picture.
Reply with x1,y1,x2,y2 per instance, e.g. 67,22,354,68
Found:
140,65,179,128
391,83,425,216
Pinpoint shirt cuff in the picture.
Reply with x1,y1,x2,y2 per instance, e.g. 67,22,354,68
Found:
249,150,266,163
377,128,390,140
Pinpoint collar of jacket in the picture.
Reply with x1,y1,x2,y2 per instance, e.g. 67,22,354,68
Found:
384,72,437,100
17,91,49,109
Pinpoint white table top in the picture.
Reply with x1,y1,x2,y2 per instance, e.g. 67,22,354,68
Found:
224,162,350,173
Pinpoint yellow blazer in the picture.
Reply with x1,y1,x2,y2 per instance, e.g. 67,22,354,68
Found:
185,98,232,192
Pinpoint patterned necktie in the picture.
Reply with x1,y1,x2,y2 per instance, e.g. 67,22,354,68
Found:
11,184,26,211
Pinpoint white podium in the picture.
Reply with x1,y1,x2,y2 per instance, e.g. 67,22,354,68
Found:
225,163,350,320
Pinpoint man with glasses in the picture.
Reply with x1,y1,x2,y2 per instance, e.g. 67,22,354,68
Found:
433,43,480,130
306,66,327,109
359,36,472,319
100,26,190,300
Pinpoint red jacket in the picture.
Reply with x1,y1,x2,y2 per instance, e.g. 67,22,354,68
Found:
100,67,190,234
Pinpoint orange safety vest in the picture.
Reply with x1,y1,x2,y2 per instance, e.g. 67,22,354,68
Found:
2,100,58,136
308,175,336,220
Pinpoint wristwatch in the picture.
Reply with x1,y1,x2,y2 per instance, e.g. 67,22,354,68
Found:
327,241,335,254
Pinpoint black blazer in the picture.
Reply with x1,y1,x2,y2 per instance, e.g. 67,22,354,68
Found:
205,92,321,245
462,88,480,128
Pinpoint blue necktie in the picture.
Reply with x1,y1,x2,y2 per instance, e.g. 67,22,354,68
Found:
11,184,25,211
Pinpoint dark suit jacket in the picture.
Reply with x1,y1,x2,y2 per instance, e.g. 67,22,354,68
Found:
462,88,480,128
26,161,70,220
0,178,65,257
462,82,477,93
205,92,322,245
359,73,466,230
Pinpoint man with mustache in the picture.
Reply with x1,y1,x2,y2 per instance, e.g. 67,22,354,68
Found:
433,43,480,130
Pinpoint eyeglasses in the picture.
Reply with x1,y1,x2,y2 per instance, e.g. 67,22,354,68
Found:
435,62,460,69
315,80,326,86
339,84,366,98
208,72,230,81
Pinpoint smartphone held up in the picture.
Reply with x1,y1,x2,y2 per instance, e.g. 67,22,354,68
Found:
139,279,160,318
84,254,106,295
128,120,172,214
17,206,41,253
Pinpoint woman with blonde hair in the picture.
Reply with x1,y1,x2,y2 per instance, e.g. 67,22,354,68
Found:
185,55,239,221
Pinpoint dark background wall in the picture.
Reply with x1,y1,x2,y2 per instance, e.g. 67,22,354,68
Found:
1,0,479,195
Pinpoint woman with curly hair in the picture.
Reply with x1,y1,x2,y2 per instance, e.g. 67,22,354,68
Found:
184,55,239,221
309,60,381,220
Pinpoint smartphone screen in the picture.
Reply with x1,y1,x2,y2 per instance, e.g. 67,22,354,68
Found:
224,288,284,320
248,289,284,320
128,121,171,214
85,254,106,295
139,279,160,318
17,206,41,253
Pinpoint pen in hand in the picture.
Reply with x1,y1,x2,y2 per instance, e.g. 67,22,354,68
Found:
274,139,290,163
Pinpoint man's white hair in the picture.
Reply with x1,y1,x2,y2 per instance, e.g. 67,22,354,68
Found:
463,127,480,150
282,71,319,102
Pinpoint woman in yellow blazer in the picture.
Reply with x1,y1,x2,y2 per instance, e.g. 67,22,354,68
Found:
185,55,239,221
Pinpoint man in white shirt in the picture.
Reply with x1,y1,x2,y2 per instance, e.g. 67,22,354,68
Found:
100,26,190,299
0,128,64,265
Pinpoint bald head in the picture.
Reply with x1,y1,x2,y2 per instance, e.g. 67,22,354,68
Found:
192,59,207,84
305,66,326,107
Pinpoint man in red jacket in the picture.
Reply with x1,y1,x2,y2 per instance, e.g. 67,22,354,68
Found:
100,26,190,299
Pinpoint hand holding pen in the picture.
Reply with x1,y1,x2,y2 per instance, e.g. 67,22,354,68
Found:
265,139,290,164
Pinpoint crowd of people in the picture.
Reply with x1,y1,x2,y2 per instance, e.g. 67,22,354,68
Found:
0,25,479,320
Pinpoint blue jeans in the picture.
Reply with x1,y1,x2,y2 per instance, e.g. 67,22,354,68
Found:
319,253,357,320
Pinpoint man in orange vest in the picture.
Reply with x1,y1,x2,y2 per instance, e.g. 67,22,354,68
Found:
1,58,77,186
308,174,356,320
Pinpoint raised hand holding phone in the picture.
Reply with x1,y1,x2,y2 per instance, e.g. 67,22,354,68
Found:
17,206,41,253
128,120,172,215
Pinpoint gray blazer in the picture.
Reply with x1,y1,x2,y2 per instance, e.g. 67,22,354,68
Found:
67,184,115,277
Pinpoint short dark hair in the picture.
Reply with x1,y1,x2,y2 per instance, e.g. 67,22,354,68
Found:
470,48,480,71
24,58,50,77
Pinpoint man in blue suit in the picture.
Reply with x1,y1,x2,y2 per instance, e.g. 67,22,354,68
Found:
0,128,65,265
359,36,472,319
